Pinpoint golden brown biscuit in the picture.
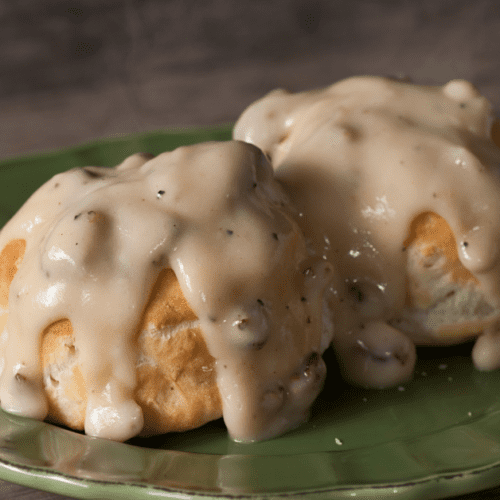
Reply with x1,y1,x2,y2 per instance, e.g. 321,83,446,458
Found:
234,76,500,387
402,212,498,343
0,239,26,308
2,239,222,436
0,142,334,442
0,239,26,335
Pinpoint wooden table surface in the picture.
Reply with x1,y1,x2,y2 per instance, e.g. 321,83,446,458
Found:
1,0,500,498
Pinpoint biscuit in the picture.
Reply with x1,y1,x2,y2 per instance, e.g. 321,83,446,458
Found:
0,141,333,441
400,212,499,344
233,76,500,387
1,240,222,436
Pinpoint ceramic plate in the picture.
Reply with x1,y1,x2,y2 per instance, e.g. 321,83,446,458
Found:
2,127,500,500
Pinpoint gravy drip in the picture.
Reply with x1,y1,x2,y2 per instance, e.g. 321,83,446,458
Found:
234,76,500,382
0,141,333,442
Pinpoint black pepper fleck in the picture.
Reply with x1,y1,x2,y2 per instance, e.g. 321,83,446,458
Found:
306,352,319,367
236,319,249,330
251,340,266,350
301,296,307,302
74,213,82,220
257,299,264,306
463,241,469,247
349,284,364,302
306,316,311,324
226,229,234,236
252,182,257,188
157,190,165,199
272,232,278,240
152,254,165,267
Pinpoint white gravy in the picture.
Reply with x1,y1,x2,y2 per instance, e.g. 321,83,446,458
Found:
234,76,500,385
0,141,333,442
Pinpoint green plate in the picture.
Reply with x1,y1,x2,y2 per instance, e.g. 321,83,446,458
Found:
2,127,500,499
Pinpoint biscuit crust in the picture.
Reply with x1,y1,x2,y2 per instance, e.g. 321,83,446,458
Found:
1,240,222,437
403,212,499,342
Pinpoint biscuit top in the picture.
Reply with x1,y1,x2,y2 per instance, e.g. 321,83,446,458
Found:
0,140,333,442
234,76,500,337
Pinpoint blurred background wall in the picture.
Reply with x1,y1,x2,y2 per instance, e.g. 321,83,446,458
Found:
1,0,500,159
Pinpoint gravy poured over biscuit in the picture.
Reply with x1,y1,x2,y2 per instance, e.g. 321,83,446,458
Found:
234,76,500,386
0,141,333,442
